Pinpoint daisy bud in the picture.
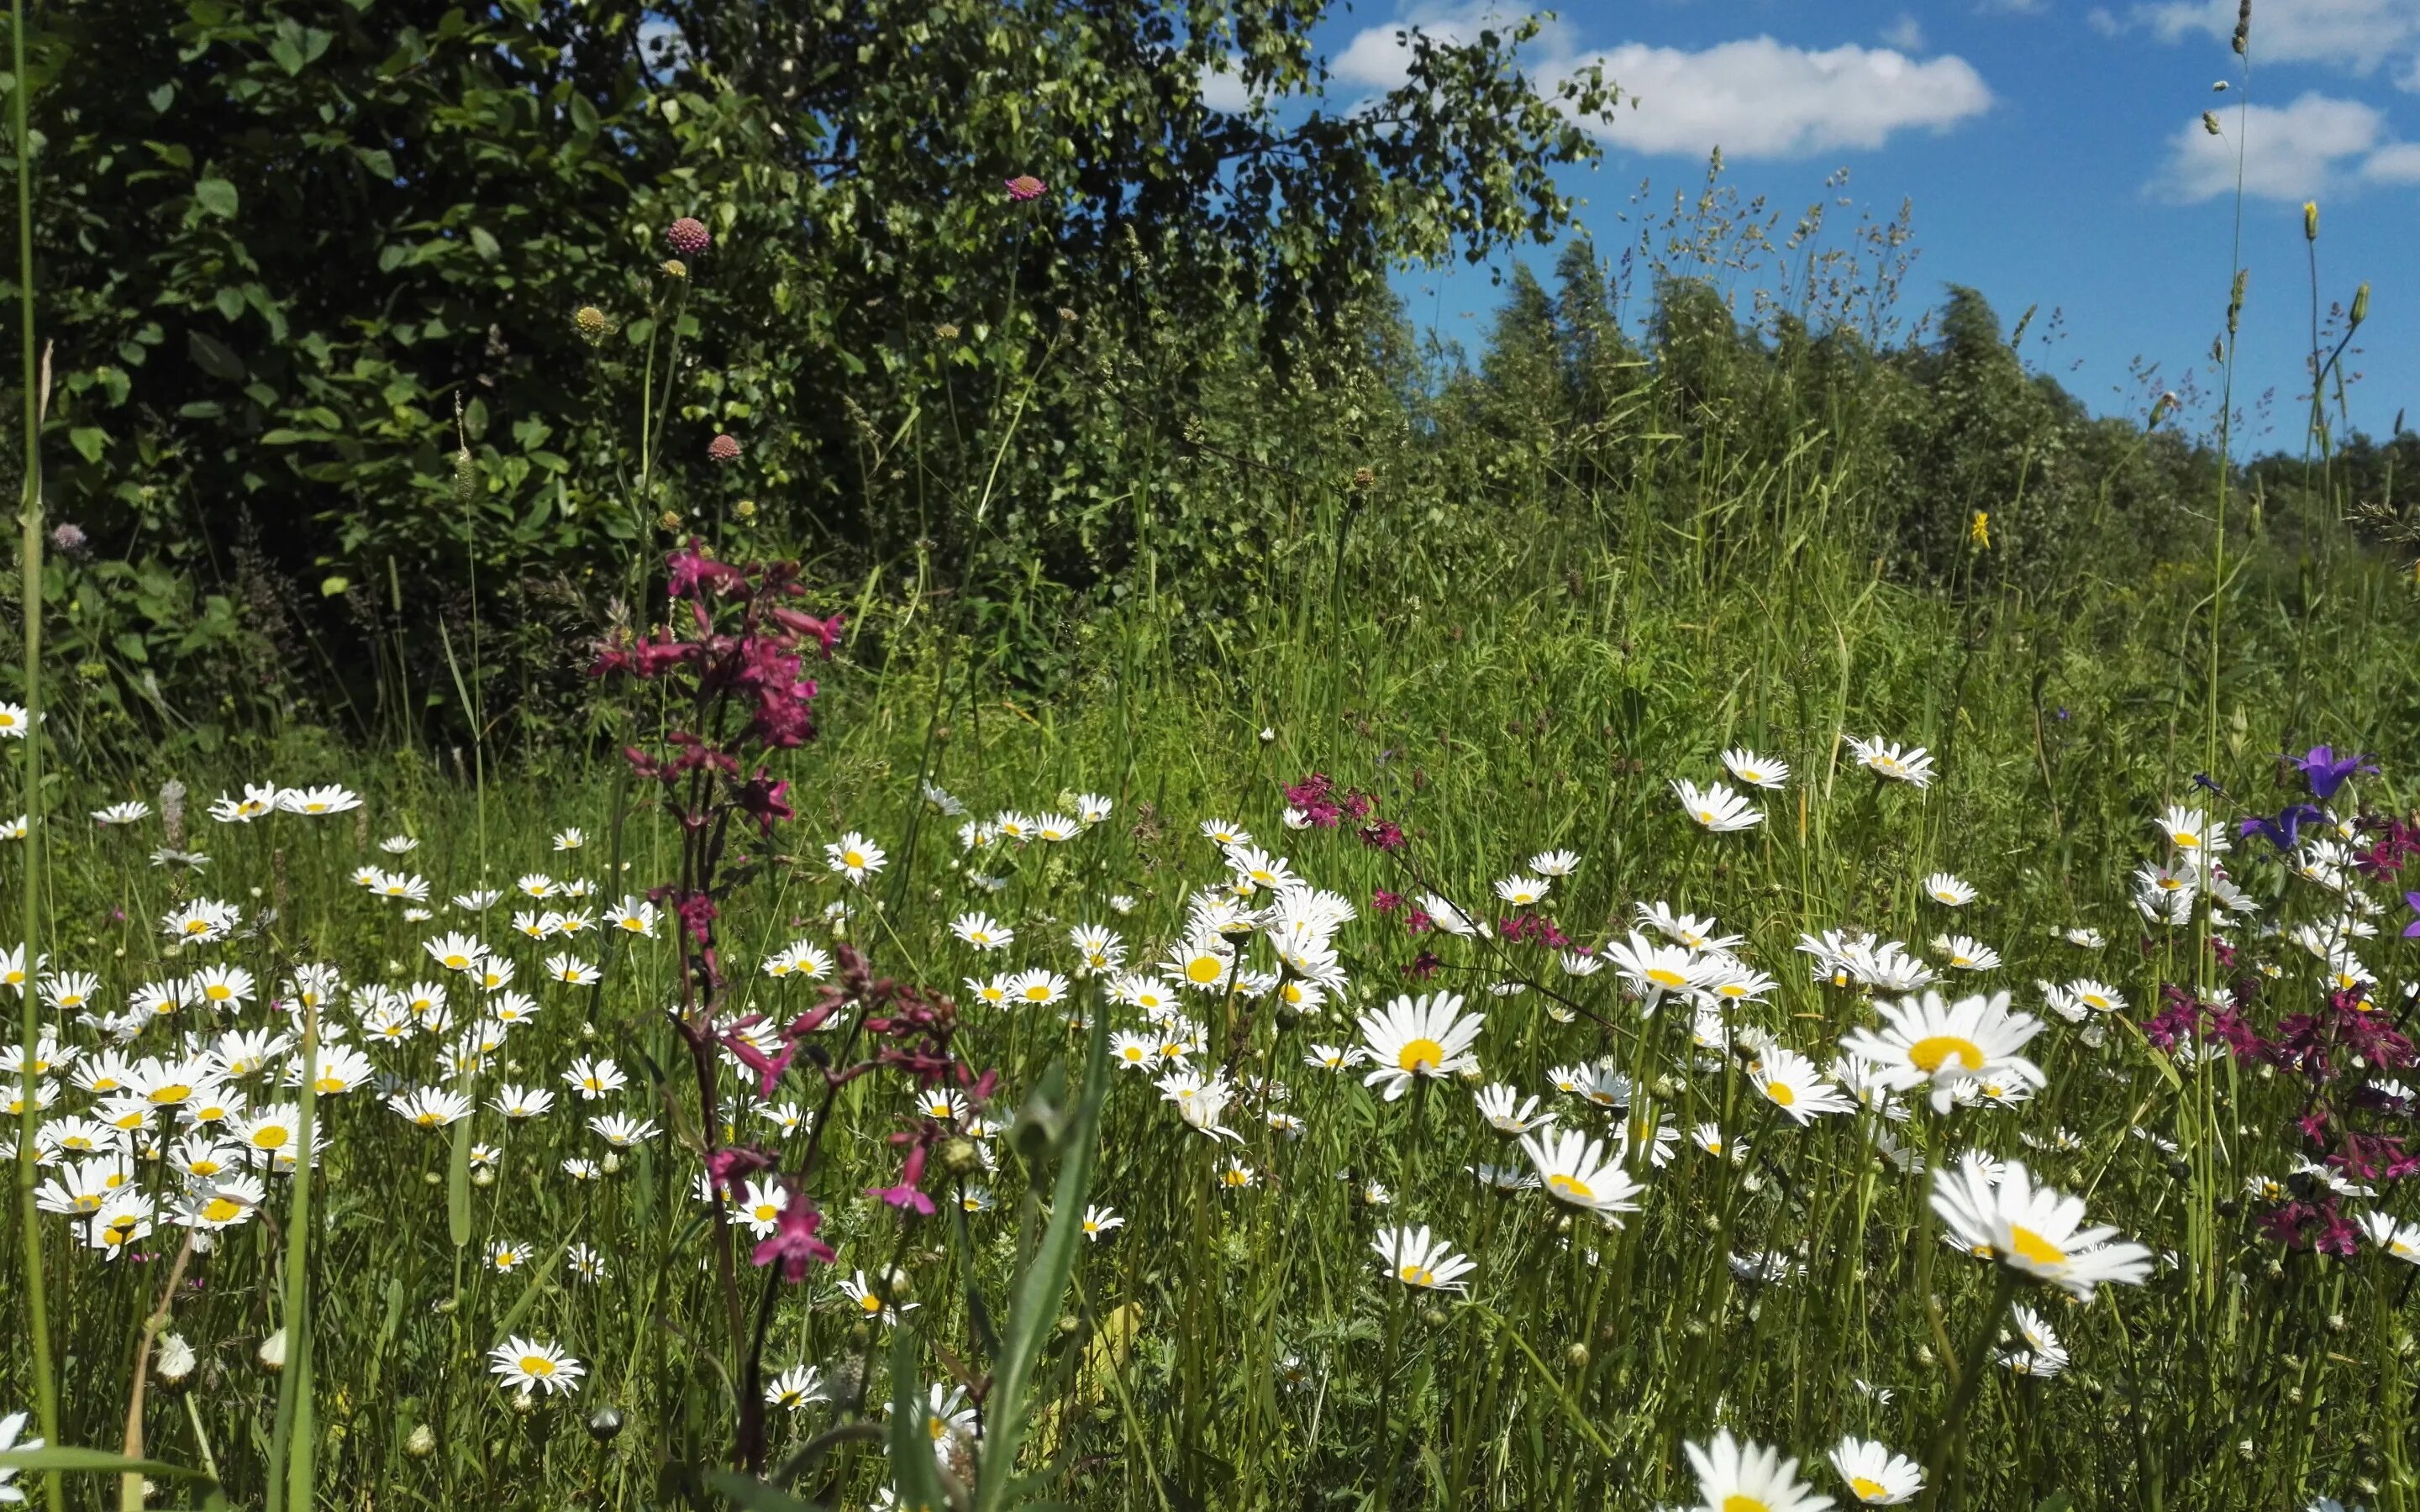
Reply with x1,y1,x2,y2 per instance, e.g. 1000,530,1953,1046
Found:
1057,1315,1080,1336
940,1137,981,1176
2351,282,2369,326
2303,201,2319,241
510,1388,538,1415
1419,1307,1448,1328
885,1266,914,1303
405,1424,438,1458
1564,1341,1589,1368
587,1407,624,1443
257,1327,287,1373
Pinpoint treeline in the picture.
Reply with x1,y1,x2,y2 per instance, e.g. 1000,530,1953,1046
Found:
0,0,2397,761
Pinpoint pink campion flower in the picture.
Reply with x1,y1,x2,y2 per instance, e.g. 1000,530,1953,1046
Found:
1371,889,1404,915
869,1142,936,1215
1360,819,1406,853
708,433,742,464
707,1144,776,1198
1003,174,1047,202
722,1018,796,1100
666,216,713,256
675,891,719,944
733,773,794,835
752,1194,836,1281
666,549,749,599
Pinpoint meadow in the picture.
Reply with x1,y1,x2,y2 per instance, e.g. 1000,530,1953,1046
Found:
6,405,2420,1511
8,6,2420,1506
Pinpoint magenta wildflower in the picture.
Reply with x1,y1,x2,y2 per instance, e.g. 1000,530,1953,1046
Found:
751,1193,836,1281
666,216,713,257
708,433,742,464
1003,174,1047,202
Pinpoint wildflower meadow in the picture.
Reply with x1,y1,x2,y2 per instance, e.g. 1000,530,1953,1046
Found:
5,3,2420,1510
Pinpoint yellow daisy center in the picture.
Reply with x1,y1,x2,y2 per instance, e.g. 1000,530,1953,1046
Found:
1723,1496,1771,1512
1646,968,1688,988
859,1294,883,1313
1851,1476,1889,1501
1764,1081,1797,1107
202,1197,244,1224
843,851,865,869
2006,1225,2066,1267
1546,1173,1594,1203
521,1356,555,1377
150,1084,192,1105
1397,1037,1444,1074
1186,956,1224,984
1399,1264,1434,1286
2174,832,2200,848
1907,1035,1985,1074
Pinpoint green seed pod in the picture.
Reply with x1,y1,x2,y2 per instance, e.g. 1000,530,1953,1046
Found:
451,446,478,505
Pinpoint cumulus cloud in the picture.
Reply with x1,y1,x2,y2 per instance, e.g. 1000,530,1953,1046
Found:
2156,91,2420,198
1197,60,1253,113
1881,14,1928,50
2132,0,2420,85
1332,8,1993,160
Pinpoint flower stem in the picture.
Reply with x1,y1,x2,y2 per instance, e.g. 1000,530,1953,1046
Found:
1924,1267,2022,1505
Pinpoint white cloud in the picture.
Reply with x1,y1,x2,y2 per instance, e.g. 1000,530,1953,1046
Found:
2155,90,2420,198
1332,8,1994,160
2133,0,2420,84
1881,13,1927,50
2365,139,2420,179
1197,60,1253,113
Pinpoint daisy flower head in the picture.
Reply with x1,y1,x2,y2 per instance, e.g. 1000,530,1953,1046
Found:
424,932,486,974
1518,1126,1643,1226
1474,1082,1553,1134
488,1336,584,1397
1492,873,1552,907
1683,1428,1835,1512
1672,779,1763,832
1847,736,1935,789
1828,1436,1922,1505
766,1363,828,1412
1750,1047,1855,1125
1722,748,1791,790
92,800,154,827
1080,1204,1124,1241
208,783,278,823
1356,992,1485,1100
1839,990,2044,1114
825,832,886,883
1929,1153,2153,1299
1371,1224,1476,1293
950,912,1013,952
1922,873,1975,908
1529,848,1581,876
276,785,361,816
1931,934,2002,972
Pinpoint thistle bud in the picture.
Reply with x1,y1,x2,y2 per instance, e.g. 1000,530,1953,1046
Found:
2303,201,2319,241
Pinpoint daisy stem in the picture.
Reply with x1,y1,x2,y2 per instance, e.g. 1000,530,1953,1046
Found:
1923,1265,2020,1506
1372,1275,1407,1511
7,0,58,1501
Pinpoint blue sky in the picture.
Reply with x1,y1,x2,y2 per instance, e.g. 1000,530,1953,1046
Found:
1281,0,2420,448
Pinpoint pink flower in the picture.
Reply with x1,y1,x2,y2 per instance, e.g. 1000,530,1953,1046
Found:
751,1193,836,1281
1003,175,1047,202
707,433,742,464
666,217,713,256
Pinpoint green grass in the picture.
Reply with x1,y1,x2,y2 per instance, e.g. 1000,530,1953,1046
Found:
6,479,2420,1511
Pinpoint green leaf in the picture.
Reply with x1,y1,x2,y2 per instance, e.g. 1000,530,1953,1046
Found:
193,176,239,218
2033,1495,2072,1512
68,425,107,463
318,576,350,597
147,83,174,113
973,1009,1112,1512
886,1327,955,1512
186,330,245,381
490,1242,566,1343
469,225,501,260
0,1446,211,1478
704,1469,826,1512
